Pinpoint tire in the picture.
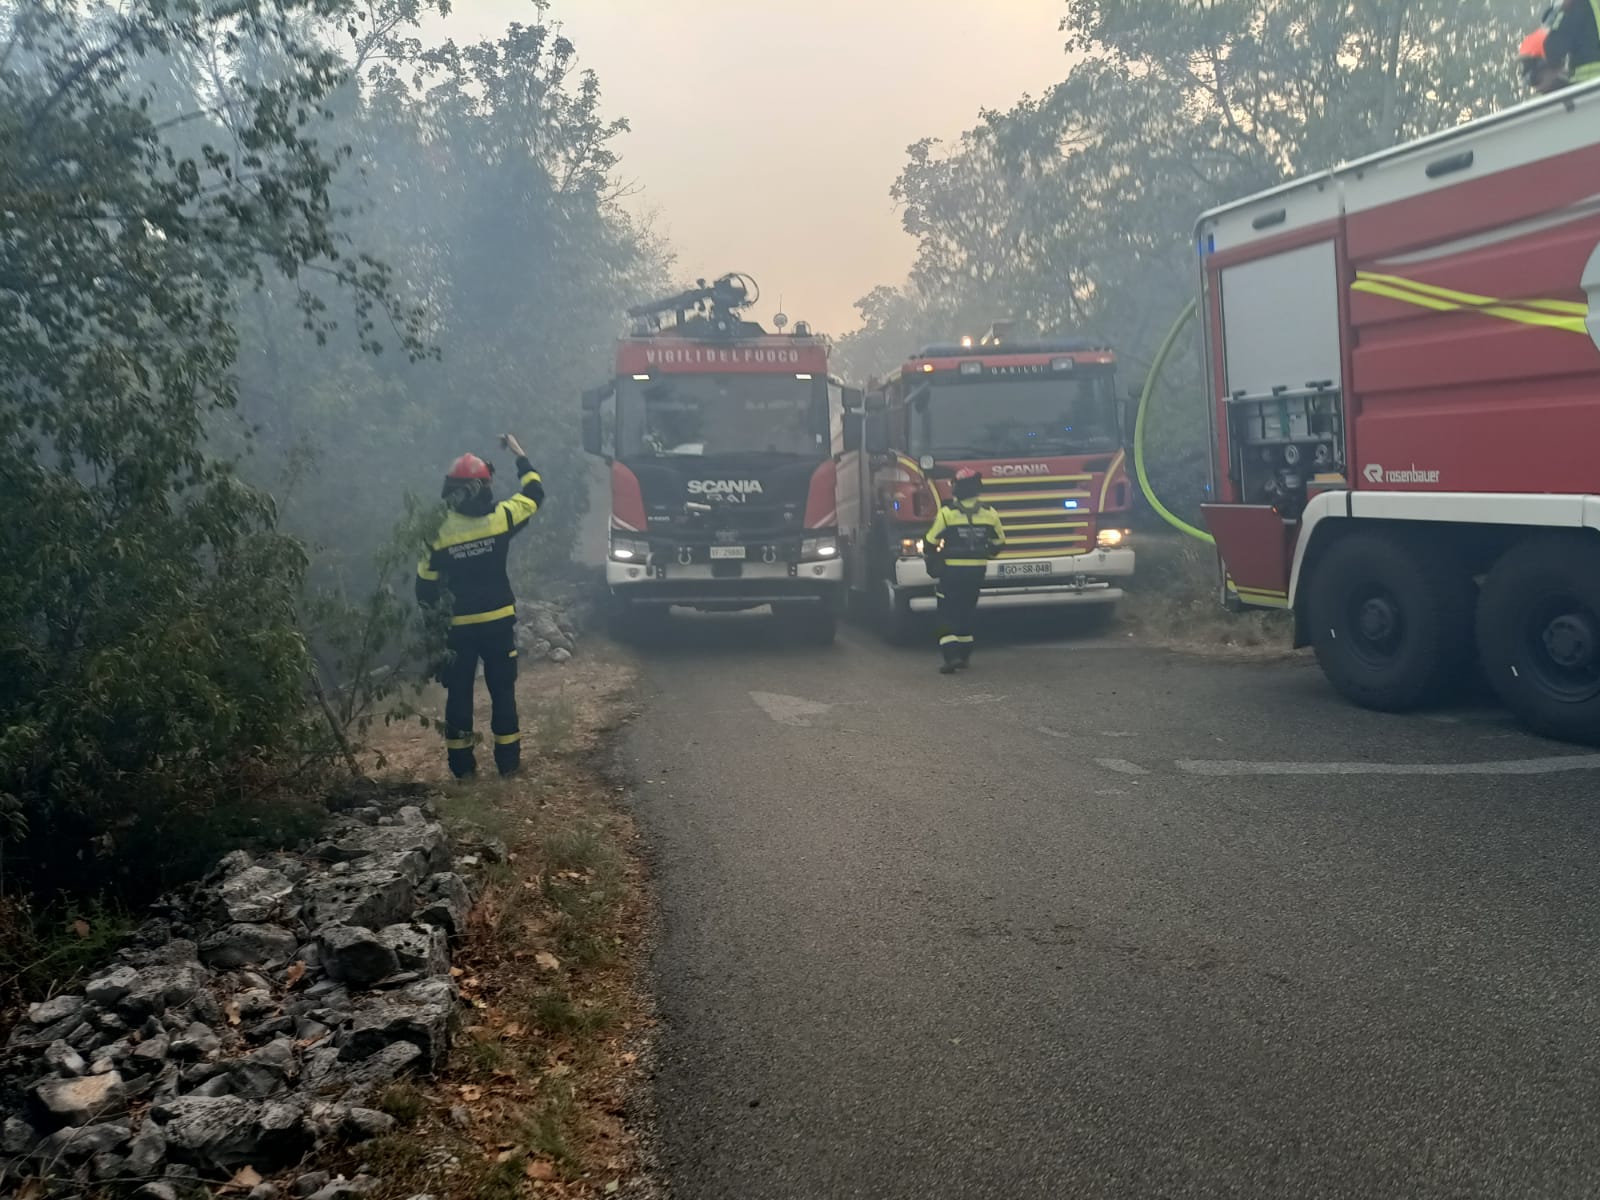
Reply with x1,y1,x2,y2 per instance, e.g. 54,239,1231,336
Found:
1304,530,1473,712
1476,535,1600,745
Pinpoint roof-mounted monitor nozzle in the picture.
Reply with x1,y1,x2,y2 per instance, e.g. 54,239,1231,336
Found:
980,320,1016,347
627,273,759,334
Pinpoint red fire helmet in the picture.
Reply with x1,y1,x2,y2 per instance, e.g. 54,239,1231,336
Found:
954,467,982,482
447,453,492,481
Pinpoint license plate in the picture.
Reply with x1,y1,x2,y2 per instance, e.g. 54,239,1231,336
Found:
999,561,1053,577
709,546,746,560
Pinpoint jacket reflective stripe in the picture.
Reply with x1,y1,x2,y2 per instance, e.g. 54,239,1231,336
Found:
451,605,516,626
433,507,512,549
925,500,1006,567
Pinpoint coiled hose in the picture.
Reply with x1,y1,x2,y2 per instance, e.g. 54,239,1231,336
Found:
1132,299,1214,545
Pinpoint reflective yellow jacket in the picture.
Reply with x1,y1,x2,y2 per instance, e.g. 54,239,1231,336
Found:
925,500,1005,567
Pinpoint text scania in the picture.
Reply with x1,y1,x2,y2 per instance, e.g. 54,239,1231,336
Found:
688,479,765,503
991,464,1050,477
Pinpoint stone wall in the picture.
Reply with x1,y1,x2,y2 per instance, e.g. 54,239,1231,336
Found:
0,787,500,1199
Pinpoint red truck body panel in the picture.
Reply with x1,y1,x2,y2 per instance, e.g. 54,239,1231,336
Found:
1197,84,1600,604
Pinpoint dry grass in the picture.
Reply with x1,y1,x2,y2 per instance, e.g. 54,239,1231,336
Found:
1121,533,1300,658
337,646,655,1200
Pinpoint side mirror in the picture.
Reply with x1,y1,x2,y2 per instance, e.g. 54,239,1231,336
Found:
581,409,603,457
1121,390,1140,447
581,384,612,412
863,412,889,456
841,386,865,413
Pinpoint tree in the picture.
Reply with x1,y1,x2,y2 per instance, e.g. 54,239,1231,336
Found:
838,0,1522,517
226,3,670,597
0,0,423,898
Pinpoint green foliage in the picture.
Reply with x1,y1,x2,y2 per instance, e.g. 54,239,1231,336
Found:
836,0,1523,520
230,3,671,594
0,899,135,1013
301,495,449,770
0,0,422,901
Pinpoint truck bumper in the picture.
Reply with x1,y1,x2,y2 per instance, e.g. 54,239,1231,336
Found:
895,547,1134,612
606,557,844,608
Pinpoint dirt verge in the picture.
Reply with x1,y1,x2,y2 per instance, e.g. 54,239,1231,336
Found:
347,646,657,1200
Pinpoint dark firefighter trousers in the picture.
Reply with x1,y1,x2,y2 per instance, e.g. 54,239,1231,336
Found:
440,620,520,778
936,565,985,666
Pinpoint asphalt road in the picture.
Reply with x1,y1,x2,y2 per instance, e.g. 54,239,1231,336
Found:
624,612,1600,1200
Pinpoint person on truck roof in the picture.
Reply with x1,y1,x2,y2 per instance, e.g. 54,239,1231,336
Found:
1519,23,1570,92
923,468,1005,675
416,436,545,780
1543,0,1600,85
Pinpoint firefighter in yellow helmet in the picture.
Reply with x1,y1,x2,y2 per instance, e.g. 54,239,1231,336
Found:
923,467,1005,674
416,435,544,779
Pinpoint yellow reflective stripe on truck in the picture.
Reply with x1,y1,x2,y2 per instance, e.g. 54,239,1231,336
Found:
1353,272,1588,335
1097,449,1127,510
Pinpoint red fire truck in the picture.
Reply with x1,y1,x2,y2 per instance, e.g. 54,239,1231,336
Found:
1198,83,1600,741
838,326,1136,642
581,274,847,643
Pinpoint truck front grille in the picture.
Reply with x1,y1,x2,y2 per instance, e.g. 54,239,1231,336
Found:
981,474,1094,558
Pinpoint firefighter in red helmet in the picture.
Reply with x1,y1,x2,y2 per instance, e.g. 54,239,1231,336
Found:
1543,0,1600,86
1519,16,1570,92
416,434,545,779
922,467,1005,674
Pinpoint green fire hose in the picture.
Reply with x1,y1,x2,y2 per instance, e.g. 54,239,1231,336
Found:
1132,298,1215,545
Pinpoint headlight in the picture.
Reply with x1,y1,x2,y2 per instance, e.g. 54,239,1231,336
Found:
1097,528,1128,549
898,537,925,557
610,535,650,561
802,535,839,559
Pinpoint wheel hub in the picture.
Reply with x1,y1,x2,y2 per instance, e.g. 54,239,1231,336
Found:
1542,612,1596,670
1357,596,1399,644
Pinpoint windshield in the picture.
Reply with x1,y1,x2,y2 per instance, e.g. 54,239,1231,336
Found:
908,374,1119,459
617,373,822,458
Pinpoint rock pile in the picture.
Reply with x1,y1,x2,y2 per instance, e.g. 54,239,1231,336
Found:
516,596,583,665
0,795,500,1197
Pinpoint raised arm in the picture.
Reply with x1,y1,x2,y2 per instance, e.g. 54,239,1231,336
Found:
498,432,545,530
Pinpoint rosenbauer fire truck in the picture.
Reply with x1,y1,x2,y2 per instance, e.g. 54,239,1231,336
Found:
838,324,1136,643
1196,81,1600,742
581,274,847,643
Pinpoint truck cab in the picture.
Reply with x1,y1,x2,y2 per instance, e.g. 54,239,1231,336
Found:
582,275,845,643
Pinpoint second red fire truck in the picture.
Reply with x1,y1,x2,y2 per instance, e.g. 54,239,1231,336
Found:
837,325,1136,642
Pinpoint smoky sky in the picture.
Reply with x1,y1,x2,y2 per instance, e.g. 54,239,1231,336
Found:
435,0,1072,335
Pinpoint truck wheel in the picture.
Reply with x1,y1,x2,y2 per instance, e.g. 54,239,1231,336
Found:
877,582,919,647
1305,531,1472,712
1476,536,1600,745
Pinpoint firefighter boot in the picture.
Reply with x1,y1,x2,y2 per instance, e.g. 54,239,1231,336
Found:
939,639,961,675
494,736,522,779
955,641,973,670
446,740,477,781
